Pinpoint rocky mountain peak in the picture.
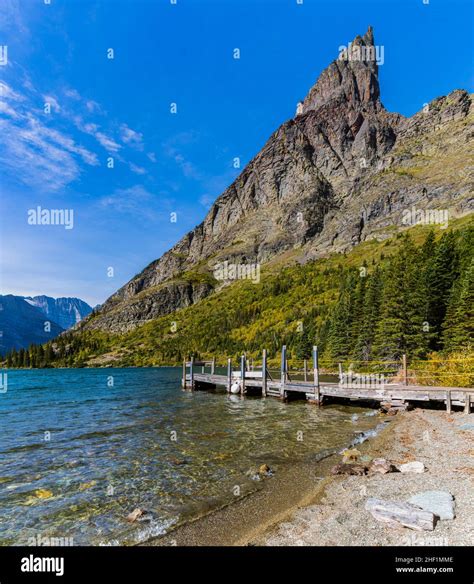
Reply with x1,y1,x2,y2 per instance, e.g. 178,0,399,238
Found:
75,28,472,335
300,25,381,115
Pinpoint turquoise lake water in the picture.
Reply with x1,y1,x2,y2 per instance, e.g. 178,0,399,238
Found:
0,367,381,545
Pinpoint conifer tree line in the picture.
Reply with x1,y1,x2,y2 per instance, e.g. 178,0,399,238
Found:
3,226,473,370
317,228,473,362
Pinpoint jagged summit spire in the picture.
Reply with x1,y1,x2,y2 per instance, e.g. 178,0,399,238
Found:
363,24,374,45
300,26,382,115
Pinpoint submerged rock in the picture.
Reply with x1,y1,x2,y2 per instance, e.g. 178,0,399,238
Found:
409,491,455,521
258,464,273,477
246,464,274,481
342,448,361,463
127,508,146,522
331,463,367,476
170,458,188,466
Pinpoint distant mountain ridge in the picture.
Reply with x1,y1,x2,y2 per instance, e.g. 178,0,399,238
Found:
24,295,92,330
0,295,92,354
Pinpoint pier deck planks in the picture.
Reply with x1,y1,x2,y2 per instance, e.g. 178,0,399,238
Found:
186,373,472,409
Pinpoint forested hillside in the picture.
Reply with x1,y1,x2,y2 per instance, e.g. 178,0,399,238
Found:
5,217,473,386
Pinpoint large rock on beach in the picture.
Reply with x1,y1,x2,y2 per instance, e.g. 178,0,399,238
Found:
409,491,455,521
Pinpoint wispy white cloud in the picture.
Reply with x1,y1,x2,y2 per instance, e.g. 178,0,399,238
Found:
129,162,146,175
120,124,143,149
0,74,154,191
0,0,29,36
43,94,61,112
98,185,166,220
64,88,81,100
72,115,118,153
94,131,121,153
163,132,203,181
199,194,215,208
0,99,19,118
162,131,239,208
0,81,99,190
85,99,101,114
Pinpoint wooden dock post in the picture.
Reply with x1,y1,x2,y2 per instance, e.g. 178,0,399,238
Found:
262,349,267,397
190,356,194,390
402,354,408,386
240,355,246,395
338,362,343,382
211,357,216,375
313,345,320,404
446,390,452,413
465,392,471,414
227,358,232,392
280,345,287,398
182,359,186,388
304,359,308,382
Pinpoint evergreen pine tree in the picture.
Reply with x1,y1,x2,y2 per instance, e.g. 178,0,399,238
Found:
326,271,357,360
295,326,313,360
373,236,429,360
349,268,367,358
442,258,474,351
424,230,459,349
354,267,383,361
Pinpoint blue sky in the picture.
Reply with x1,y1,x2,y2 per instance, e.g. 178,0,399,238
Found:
0,0,473,306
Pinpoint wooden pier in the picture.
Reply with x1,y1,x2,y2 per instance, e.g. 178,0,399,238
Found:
182,347,473,413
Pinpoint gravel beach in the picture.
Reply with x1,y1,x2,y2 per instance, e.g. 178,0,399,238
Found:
256,409,474,546
149,407,473,547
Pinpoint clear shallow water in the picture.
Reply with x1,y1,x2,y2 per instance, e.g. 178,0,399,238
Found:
0,368,380,545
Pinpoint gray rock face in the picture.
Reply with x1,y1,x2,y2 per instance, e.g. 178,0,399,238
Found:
79,26,473,334
87,281,214,334
409,491,456,520
25,296,92,330
0,295,64,354
302,27,380,115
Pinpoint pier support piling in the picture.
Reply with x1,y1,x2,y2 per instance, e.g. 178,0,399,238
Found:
227,358,232,393
262,349,267,397
313,345,320,405
446,390,452,413
465,392,471,414
280,346,287,398
240,355,246,395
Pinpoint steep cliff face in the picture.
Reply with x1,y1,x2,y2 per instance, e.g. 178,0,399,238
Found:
91,122,336,331
0,295,64,354
81,27,473,334
25,296,92,330
0,295,93,353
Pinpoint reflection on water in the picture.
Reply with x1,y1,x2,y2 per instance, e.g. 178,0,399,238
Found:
0,368,380,545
